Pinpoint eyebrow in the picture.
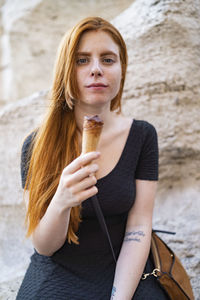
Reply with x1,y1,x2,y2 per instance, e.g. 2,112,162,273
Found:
76,51,118,57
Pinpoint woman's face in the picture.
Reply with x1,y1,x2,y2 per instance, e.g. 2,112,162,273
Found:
75,30,122,108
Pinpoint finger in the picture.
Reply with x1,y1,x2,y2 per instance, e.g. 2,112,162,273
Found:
69,175,97,194
65,164,99,187
64,152,100,175
75,186,98,204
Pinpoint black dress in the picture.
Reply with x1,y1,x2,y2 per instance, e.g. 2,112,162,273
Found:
17,120,169,300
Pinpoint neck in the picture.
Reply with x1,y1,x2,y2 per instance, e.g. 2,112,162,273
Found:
74,102,117,134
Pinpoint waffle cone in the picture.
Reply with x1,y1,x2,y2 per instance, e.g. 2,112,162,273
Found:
82,116,103,154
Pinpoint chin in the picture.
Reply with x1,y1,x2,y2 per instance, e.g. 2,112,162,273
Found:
82,97,111,106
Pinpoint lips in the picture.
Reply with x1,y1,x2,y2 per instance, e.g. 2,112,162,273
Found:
86,83,108,88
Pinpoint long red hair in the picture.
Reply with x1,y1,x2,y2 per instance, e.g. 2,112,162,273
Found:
25,17,128,244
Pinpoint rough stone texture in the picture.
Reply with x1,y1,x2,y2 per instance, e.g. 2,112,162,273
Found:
0,91,47,299
0,0,133,105
0,0,200,299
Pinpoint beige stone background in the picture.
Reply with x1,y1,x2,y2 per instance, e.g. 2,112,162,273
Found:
0,0,199,299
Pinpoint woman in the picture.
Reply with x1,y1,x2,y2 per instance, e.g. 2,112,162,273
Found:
17,17,169,300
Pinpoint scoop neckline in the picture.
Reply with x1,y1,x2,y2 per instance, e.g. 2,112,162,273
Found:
97,119,135,183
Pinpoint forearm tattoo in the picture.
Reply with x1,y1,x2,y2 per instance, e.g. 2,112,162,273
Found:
124,230,145,243
111,286,116,299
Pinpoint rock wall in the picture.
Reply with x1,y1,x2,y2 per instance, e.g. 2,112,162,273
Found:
0,0,199,299
0,91,47,300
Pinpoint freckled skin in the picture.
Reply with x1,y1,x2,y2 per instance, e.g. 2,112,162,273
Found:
75,30,122,108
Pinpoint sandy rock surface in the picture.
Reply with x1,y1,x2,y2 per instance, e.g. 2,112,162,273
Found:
0,0,199,299
0,91,47,299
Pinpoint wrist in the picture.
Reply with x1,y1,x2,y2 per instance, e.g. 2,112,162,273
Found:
50,195,72,215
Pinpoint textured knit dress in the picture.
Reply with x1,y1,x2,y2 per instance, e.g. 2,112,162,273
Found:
17,119,169,300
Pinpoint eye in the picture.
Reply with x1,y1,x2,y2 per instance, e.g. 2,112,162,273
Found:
76,58,88,65
102,58,115,64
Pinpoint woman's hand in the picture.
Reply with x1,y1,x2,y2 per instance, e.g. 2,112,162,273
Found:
30,151,100,256
53,151,100,209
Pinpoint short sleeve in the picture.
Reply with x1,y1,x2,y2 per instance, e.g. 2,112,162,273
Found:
135,122,159,181
20,132,36,189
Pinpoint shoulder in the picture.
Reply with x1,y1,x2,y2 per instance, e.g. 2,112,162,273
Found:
21,130,37,158
22,131,35,148
21,131,37,189
133,119,156,131
133,119,157,139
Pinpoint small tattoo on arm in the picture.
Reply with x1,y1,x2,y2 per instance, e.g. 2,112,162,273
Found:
111,286,116,299
124,230,145,243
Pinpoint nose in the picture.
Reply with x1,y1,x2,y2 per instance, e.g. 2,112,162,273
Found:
90,59,103,77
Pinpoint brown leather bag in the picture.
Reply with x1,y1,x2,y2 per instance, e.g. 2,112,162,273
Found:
142,231,194,300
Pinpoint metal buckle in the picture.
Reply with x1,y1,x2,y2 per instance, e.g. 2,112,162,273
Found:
142,268,160,280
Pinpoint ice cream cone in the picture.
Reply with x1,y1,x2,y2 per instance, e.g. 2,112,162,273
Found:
82,115,104,154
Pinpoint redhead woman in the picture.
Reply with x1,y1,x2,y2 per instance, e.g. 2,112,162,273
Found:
17,17,169,300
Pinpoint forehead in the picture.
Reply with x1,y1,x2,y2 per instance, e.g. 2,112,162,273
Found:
77,30,120,55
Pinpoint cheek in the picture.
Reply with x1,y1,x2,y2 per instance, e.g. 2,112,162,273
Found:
112,68,122,91
76,72,85,95
76,67,89,89
76,70,81,88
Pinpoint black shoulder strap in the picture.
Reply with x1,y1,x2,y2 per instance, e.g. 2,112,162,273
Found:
91,195,117,263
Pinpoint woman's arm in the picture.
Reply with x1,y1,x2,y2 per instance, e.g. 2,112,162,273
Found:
26,151,100,256
110,180,157,300
25,190,72,256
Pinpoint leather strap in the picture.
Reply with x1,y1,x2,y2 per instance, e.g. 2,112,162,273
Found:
153,229,176,235
91,195,117,263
